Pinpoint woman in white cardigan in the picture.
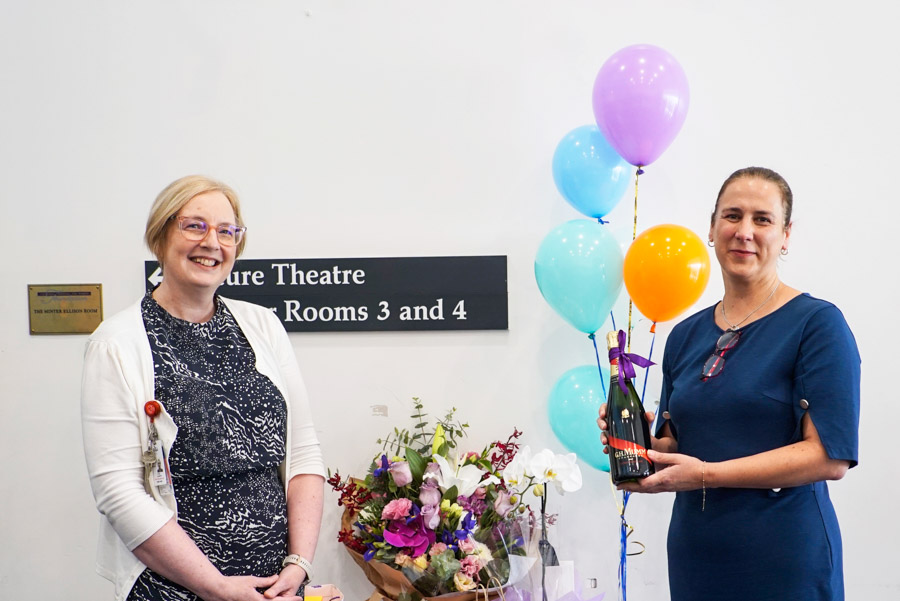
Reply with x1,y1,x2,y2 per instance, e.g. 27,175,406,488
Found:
82,175,325,601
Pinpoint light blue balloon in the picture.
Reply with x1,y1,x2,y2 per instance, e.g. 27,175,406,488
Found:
548,365,610,472
552,124,631,219
534,219,624,334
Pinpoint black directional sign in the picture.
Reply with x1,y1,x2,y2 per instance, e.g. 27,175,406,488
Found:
144,256,508,332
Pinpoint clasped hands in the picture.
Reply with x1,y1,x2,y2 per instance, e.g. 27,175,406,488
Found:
210,564,307,601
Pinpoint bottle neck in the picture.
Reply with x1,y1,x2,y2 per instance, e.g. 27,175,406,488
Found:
609,357,619,378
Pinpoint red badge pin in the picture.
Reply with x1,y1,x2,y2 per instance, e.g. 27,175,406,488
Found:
144,400,162,420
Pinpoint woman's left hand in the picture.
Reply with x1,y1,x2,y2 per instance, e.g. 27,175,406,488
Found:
617,450,704,494
262,566,307,600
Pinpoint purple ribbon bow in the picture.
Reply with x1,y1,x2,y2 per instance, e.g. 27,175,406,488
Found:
608,330,655,394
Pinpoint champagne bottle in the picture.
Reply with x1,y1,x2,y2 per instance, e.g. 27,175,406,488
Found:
606,331,655,484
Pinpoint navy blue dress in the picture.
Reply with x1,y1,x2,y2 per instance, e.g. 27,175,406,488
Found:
656,294,860,601
128,294,289,600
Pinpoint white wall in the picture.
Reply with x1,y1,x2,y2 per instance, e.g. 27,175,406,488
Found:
1,1,896,599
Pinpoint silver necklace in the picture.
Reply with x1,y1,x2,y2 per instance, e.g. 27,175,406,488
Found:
721,282,780,331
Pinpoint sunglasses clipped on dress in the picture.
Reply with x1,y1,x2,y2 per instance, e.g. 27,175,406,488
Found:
700,328,741,381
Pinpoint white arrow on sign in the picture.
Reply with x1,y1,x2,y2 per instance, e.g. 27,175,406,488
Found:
148,267,163,287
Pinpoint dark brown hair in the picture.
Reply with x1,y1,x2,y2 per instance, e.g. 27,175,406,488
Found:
712,167,793,229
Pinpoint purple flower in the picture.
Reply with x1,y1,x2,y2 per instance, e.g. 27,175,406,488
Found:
454,511,477,541
382,514,436,557
493,490,514,517
421,503,441,530
364,543,377,561
373,454,390,478
419,481,442,506
457,491,487,516
389,461,413,487
424,462,441,480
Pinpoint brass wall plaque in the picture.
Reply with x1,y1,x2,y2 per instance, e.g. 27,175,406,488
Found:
28,284,103,334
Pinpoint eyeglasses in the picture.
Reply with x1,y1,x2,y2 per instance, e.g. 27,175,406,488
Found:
700,329,741,381
172,216,246,247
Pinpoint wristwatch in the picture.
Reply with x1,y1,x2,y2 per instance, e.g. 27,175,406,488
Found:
282,554,313,583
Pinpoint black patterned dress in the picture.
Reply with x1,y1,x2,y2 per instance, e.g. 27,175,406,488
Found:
128,293,288,601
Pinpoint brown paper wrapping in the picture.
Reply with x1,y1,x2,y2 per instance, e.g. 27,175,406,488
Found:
341,507,504,601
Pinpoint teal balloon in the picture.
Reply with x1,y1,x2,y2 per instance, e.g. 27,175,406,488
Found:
552,124,631,219
548,365,610,472
534,219,624,334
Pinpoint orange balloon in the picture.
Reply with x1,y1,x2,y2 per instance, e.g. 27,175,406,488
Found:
624,224,711,323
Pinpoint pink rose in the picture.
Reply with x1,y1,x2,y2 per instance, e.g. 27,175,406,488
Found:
419,481,442,506
389,461,413,487
382,498,413,520
458,537,477,554
429,542,449,557
460,555,482,578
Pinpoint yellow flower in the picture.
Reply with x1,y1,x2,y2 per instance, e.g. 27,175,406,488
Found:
395,553,413,568
413,555,429,571
454,572,477,592
449,502,464,519
440,499,451,512
533,484,545,497
432,424,446,456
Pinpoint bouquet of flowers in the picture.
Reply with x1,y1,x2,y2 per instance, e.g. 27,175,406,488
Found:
329,400,554,601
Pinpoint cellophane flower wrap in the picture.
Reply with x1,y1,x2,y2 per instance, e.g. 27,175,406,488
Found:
329,399,537,601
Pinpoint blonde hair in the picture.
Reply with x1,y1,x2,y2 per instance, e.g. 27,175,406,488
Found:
145,175,246,264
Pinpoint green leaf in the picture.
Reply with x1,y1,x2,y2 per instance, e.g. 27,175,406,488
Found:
405,447,427,482
443,485,458,501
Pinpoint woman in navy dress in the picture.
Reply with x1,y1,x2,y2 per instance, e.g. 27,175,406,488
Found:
599,167,860,600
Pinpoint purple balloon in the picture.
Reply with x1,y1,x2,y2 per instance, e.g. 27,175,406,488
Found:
592,44,690,167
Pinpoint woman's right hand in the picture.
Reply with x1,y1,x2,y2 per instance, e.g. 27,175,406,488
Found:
596,403,657,454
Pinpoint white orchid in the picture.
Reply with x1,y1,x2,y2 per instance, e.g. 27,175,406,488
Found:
545,451,582,494
501,445,532,488
504,446,583,495
431,453,499,498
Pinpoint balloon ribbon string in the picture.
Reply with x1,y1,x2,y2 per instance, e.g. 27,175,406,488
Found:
641,327,657,401
589,334,608,398
608,483,646,601
626,165,643,351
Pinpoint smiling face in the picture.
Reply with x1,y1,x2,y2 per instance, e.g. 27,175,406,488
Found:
709,176,791,285
159,190,237,299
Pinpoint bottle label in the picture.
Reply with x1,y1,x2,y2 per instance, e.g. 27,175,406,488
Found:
607,436,653,464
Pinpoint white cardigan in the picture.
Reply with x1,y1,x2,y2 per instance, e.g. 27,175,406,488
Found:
81,296,326,601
